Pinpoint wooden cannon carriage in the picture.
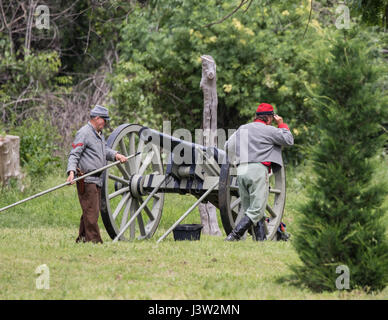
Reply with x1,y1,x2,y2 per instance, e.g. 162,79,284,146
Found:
100,124,286,242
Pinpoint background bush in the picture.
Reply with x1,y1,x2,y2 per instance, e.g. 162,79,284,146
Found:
10,117,61,179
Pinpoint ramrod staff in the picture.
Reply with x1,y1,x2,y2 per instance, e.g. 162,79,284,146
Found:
0,152,141,213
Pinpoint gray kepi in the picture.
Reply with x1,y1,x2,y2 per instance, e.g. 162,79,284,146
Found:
90,105,111,121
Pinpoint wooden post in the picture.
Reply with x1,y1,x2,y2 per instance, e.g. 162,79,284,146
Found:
198,55,222,236
0,135,22,185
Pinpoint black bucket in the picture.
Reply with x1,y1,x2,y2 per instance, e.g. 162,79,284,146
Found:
173,224,203,241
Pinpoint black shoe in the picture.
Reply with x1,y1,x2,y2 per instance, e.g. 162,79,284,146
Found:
225,215,253,241
254,219,267,241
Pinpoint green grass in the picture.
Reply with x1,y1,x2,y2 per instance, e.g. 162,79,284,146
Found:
0,165,387,300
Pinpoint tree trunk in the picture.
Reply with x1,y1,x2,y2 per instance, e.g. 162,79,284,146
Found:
198,55,222,236
0,135,22,186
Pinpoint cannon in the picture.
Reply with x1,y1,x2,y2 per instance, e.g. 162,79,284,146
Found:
100,123,286,242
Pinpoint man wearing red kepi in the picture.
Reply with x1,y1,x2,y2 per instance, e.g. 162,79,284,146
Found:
224,103,294,241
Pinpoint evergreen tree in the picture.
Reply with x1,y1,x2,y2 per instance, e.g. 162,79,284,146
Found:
292,29,388,292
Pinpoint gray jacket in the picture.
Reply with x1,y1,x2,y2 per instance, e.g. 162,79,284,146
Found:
67,122,117,187
225,121,294,170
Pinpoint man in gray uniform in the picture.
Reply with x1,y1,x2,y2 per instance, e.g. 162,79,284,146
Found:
66,105,127,243
224,103,294,241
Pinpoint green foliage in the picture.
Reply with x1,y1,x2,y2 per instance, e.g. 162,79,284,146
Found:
313,0,388,28
292,28,388,292
9,118,61,179
349,0,388,27
0,29,73,175
0,33,66,122
0,126,6,138
59,0,134,78
109,0,319,164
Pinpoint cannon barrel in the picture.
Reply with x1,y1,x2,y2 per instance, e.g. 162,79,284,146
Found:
138,126,226,166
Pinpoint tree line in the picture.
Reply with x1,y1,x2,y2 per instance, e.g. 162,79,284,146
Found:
0,0,387,169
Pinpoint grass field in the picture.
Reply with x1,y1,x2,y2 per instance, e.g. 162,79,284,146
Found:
0,164,387,300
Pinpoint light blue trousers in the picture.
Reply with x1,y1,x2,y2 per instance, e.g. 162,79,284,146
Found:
236,163,269,225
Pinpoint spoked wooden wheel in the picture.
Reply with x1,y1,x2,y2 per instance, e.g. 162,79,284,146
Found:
219,162,286,240
101,124,164,240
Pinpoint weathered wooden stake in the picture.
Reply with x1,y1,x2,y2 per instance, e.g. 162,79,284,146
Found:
198,55,222,236
0,135,22,186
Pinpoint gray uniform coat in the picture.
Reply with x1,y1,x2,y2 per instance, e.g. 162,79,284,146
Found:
67,122,117,187
225,121,294,171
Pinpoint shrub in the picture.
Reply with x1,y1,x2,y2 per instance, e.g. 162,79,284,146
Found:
292,28,388,292
10,117,61,179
